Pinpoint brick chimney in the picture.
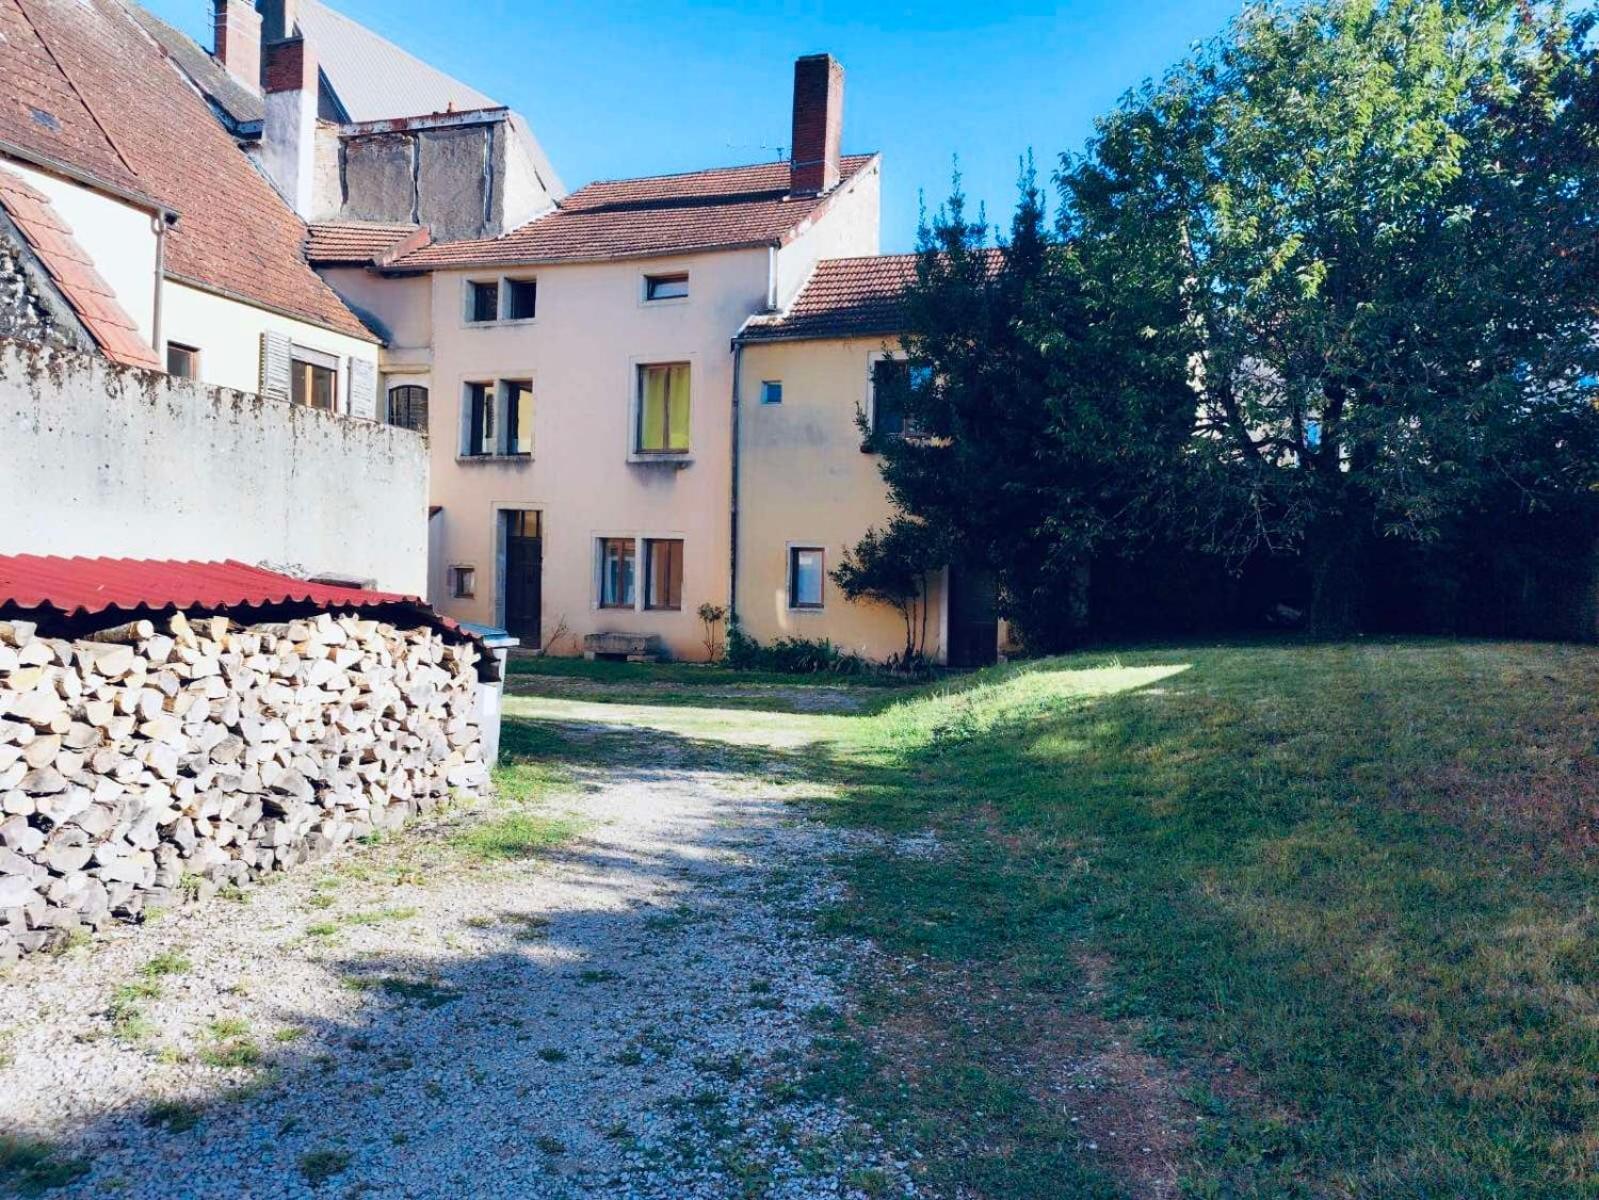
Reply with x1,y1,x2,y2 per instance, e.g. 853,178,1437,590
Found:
790,54,843,196
212,0,261,93
261,36,317,217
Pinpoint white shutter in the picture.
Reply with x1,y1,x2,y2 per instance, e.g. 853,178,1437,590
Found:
259,332,291,403
348,356,378,420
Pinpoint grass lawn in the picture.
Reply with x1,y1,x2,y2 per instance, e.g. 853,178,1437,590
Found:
507,639,1599,1197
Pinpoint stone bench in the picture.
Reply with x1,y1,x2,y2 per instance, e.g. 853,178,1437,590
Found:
583,632,664,663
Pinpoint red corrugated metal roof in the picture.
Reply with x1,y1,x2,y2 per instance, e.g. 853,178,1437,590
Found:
0,556,418,617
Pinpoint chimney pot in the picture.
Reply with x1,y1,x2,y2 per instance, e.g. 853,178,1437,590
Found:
212,0,262,93
790,54,844,197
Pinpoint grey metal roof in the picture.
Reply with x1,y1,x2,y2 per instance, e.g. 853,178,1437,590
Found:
129,4,264,130
296,0,500,121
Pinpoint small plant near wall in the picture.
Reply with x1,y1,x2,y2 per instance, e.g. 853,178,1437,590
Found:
696,603,726,662
833,517,942,665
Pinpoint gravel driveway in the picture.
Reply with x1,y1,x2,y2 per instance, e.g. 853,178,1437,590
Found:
0,724,911,1198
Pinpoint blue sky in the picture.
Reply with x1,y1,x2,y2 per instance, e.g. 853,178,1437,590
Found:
143,0,1243,251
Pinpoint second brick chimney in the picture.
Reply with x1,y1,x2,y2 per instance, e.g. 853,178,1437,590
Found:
790,54,843,196
212,0,262,93
261,36,317,218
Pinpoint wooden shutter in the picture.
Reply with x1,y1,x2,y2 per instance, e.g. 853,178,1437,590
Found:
259,332,291,403
348,356,377,420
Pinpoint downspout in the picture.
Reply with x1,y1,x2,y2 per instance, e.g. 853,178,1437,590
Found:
150,213,167,360
728,337,744,626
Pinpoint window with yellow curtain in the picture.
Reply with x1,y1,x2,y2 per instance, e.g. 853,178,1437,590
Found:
637,363,691,453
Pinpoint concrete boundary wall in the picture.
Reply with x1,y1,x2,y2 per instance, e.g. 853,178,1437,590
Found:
0,338,427,594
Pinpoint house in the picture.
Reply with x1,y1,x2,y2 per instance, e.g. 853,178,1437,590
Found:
0,0,423,591
312,52,885,659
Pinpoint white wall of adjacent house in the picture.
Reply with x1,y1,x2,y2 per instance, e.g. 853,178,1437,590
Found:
0,339,427,593
772,158,881,308
160,280,379,402
423,248,770,658
2,157,159,344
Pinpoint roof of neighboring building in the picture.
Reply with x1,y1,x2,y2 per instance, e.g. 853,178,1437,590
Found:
0,0,372,341
0,166,161,368
295,0,564,198
0,556,492,667
305,220,429,265
739,253,917,343
392,155,878,270
738,250,1006,343
128,4,264,130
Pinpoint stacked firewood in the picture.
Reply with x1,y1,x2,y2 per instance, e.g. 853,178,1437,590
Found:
0,611,486,958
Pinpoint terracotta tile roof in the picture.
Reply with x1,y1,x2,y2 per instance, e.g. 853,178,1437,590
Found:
305,221,430,266
128,4,263,131
0,165,160,368
392,154,878,270
739,250,1003,343
0,0,373,341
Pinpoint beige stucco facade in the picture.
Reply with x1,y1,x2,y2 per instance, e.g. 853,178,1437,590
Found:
735,334,948,663
374,161,884,660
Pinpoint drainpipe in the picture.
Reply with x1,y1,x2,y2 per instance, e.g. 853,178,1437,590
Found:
728,337,744,625
150,213,168,360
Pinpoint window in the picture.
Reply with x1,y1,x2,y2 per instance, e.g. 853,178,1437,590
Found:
644,539,683,611
644,272,689,301
505,510,540,539
504,380,533,455
506,279,537,320
448,566,476,598
599,538,636,608
760,380,783,405
870,358,932,441
465,382,493,455
388,384,428,432
291,352,337,411
637,363,691,453
789,547,824,610
166,343,199,379
468,280,499,323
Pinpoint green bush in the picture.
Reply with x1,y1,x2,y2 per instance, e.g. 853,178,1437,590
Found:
725,621,866,676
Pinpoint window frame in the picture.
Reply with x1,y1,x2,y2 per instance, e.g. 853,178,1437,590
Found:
448,565,476,599
166,342,200,380
643,538,684,611
866,352,932,446
466,279,500,324
504,277,538,322
759,380,783,405
597,537,638,609
386,383,429,433
634,361,692,456
502,379,534,456
787,545,826,611
643,271,689,302
290,346,339,412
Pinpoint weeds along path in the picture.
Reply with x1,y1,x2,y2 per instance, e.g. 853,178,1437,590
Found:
0,712,913,1199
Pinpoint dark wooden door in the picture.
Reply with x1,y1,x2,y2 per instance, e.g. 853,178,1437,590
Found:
947,566,999,668
504,512,542,645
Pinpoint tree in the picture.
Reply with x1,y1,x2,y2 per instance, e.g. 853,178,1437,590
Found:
1062,0,1599,634
830,516,943,664
859,164,1193,651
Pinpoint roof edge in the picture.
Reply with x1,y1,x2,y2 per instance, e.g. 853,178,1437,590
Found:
164,271,383,345
0,140,172,221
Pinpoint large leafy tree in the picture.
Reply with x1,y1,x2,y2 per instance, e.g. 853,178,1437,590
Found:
866,168,1193,650
1062,0,1599,634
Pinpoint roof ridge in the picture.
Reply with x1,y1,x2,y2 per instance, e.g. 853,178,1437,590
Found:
577,152,875,191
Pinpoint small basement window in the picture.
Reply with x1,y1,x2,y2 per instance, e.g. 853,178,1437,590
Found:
448,565,476,598
467,280,499,323
506,278,538,320
759,380,783,405
644,272,689,301
166,342,199,379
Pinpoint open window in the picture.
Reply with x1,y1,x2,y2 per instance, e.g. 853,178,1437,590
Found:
464,382,494,456
637,363,691,455
467,281,499,323
598,538,637,608
503,380,533,455
644,539,684,611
